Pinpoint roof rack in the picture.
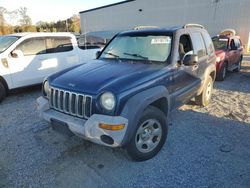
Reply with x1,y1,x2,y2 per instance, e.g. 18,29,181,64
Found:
183,23,204,29
133,25,159,30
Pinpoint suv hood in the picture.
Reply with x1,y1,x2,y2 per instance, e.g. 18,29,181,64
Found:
49,59,166,95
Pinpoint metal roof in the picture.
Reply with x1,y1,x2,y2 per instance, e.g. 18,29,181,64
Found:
79,0,136,14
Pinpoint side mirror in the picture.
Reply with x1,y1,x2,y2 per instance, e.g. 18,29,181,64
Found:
11,50,24,58
183,54,198,66
96,51,101,59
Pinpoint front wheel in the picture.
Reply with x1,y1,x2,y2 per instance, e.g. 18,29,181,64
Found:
0,82,6,103
216,63,227,81
126,106,168,161
195,75,213,107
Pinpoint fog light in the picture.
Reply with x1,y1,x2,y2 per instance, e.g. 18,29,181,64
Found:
99,123,125,131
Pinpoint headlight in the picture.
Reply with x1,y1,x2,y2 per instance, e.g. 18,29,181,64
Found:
100,92,116,111
43,80,50,97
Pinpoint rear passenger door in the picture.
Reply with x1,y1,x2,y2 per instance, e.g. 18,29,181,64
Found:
228,38,237,67
202,31,215,66
190,32,208,79
46,37,79,72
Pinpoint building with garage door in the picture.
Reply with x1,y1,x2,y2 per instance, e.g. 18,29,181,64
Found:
80,0,250,51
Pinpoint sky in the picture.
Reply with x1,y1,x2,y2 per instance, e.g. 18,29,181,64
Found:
0,0,121,24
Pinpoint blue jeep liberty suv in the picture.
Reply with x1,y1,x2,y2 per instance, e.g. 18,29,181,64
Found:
37,24,216,161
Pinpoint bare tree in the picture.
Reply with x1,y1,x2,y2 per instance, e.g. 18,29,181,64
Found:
0,7,7,34
18,7,32,26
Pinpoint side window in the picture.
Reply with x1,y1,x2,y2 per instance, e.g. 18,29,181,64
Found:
179,34,193,60
15,38,46,56
46,37,73,53
78,36,105,50
202,32,214,56
191,32,206,58
230,39,236,49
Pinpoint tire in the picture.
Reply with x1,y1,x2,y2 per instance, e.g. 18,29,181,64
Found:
0,82,6,103
216,63,227,81
234,56,242,72
195,75,213,107
126,106,168,161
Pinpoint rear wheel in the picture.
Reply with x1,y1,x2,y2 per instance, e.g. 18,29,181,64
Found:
216,63,227,81
126,106,168,161
0,82,6,103
195,75,213,107
234,57,242,72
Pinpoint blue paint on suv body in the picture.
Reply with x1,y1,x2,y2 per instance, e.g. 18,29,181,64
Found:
48,58,178,116
45,27,216,117
38,25,216,160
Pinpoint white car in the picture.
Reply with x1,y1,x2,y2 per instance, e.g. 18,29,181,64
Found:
0,32,100,102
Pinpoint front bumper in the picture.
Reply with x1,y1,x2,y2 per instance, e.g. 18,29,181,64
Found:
36,97,128,147
215,60,224,74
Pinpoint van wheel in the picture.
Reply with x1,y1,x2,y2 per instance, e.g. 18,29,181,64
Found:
0,82,6,103
195,75,213,107
126,106,168,161
216,63,226,81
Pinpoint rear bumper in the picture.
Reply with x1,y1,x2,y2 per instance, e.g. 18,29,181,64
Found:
36,97,128,147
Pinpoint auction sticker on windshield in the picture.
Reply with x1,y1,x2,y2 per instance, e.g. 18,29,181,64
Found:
151,37,171,44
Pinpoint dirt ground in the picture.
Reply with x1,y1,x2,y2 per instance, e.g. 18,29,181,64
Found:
180,54,250,124
0,56,249,187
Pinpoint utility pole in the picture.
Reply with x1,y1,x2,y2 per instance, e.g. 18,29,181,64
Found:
65,19,69,32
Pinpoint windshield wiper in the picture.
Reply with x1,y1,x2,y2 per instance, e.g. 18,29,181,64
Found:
103,52,120,58
123,52,149,60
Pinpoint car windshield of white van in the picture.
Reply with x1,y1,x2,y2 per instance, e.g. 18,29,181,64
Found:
0,36,20,53
100,34,172,63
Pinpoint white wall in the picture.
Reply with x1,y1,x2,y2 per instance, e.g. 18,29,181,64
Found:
80,0,250,48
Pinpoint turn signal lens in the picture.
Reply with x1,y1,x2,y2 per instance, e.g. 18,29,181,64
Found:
99,123,125,131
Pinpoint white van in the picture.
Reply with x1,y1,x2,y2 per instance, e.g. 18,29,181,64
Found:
0,32,100,102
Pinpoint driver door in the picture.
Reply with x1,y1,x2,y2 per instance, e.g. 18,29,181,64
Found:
8,37,57,88
172,33,201,108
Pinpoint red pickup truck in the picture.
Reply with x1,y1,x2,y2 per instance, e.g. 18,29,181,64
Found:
212,29,243,81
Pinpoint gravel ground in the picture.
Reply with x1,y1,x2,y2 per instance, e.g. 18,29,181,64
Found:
0,56,250,188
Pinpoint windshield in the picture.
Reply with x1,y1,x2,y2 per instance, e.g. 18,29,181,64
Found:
212,37,228,50
100,34,172,63
0,36,20,53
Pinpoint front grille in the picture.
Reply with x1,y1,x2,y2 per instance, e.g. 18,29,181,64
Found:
49,87,92,119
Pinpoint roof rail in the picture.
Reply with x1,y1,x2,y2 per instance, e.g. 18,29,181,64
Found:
183,23,204,29
133,25,159,30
